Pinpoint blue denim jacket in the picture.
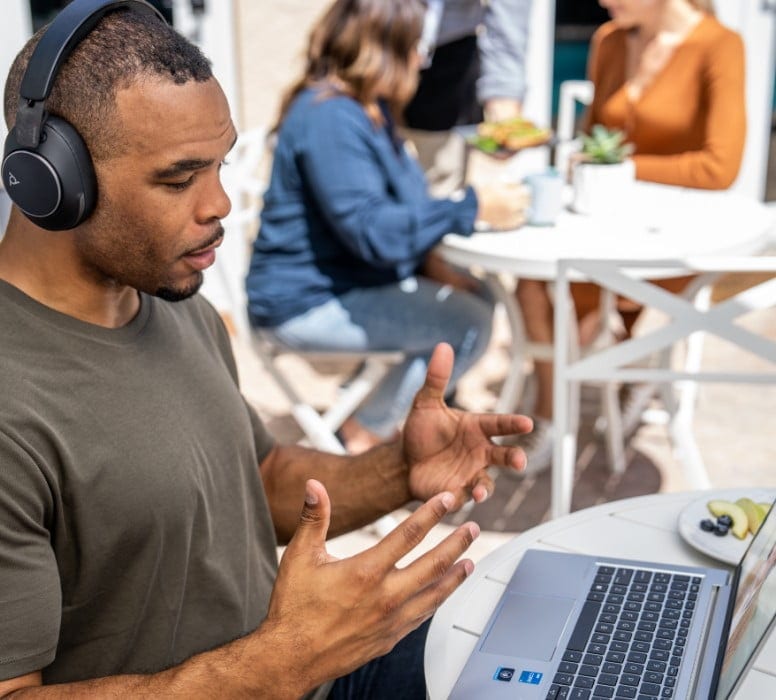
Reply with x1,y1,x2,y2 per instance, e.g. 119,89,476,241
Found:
246,87,478,327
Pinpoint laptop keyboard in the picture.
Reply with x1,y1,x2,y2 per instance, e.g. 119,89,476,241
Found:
546,565,700,700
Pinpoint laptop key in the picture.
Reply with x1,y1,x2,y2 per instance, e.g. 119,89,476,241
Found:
583,652,604,666
564,650,583,662
570,689,591,700
593,686,615,698
567,601,602,651
644,671,664,685
575,676,595,689
579,665,599,677
606,651,626,663
598,674,618,686
614,687,637,698
620,673,641,686
639,682,661,695
558,661,579,674
546,685,560,700
554,672,574,685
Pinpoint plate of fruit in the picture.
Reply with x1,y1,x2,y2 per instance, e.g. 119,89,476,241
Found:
677,488,776,565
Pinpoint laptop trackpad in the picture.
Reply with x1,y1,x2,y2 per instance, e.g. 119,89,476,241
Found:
481,593,576,661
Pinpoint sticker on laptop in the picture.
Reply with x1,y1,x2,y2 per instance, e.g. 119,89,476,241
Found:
493,667,514,682
518,670,543,685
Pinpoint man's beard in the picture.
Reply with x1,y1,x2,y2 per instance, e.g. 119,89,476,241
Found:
155,271,204,302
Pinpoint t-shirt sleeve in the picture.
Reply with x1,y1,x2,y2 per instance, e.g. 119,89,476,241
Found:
0,432,61,680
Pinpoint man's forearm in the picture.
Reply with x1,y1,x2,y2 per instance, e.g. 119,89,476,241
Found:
260,442,412,543
8,626,312,699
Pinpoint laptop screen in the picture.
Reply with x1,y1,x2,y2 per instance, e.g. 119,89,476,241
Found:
716,504,776,698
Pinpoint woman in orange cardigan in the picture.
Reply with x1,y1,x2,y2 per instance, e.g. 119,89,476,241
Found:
514,0,745,473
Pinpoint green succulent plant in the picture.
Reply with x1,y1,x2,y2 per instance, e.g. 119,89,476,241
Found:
579,124,634,164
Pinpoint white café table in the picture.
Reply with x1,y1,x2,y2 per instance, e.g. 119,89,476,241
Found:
424,491,776,699
437,183,776,516
438,182,774,412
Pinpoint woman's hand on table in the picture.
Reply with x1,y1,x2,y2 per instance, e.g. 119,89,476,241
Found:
473,182,529,231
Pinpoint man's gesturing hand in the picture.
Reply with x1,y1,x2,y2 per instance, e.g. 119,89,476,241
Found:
403,343,533,508
261,479,479,696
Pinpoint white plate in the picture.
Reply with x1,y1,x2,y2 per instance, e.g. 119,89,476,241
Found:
677,488,776,565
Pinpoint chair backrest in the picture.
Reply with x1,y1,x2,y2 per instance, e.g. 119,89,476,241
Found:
201,125,267,341
553,79,594,177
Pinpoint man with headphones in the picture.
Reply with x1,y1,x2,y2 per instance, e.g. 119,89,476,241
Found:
0,1,531,696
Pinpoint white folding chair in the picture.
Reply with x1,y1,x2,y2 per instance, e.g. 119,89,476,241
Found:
211,127,402,537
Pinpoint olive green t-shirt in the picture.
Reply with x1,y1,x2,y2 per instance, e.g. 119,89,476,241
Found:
0,282,283,685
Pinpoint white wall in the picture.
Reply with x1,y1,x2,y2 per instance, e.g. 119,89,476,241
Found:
0,0,32,230
172,0,242,129
0,0,32,141
716,0,776,201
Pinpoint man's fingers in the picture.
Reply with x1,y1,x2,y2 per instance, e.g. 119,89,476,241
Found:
414,343,454,404
397,556,476,627
368,492,456,569
395,521,480,593
477,413,534,439
470,472,495,504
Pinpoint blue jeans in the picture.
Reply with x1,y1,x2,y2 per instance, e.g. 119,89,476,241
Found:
328,619,429,699
264,277,493,437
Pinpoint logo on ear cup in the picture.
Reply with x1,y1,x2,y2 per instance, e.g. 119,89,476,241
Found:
2,150,62,218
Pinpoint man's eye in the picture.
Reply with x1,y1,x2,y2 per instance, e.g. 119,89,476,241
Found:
166,177,194,191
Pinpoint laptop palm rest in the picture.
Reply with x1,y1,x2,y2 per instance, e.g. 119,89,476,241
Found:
481,593,575,660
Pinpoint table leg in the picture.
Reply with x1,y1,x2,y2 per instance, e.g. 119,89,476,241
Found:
483,273,529,414
552,268,577,518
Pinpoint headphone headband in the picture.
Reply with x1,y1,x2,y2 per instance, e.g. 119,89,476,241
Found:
3,0,168,230
16,0,165,148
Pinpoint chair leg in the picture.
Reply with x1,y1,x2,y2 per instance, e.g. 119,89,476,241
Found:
321,359,391,433
602,382,626,473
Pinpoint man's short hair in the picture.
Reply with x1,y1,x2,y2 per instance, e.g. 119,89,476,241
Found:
3,8,213,161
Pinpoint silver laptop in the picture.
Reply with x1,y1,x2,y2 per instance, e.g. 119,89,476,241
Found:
449,500,776,699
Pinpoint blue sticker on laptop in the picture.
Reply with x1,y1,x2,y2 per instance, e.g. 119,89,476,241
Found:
518,670,543,685
493,667,514,682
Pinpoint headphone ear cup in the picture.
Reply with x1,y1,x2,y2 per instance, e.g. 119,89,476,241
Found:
2,115,97,230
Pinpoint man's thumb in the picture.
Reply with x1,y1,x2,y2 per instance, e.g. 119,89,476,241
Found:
294,479,331,546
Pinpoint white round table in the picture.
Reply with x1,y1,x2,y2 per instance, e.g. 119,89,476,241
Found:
440,183,775,281
424,491,776,699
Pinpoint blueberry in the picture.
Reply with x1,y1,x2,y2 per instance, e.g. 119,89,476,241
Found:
714,523,730,536
700,519,715,532
717,515,733,527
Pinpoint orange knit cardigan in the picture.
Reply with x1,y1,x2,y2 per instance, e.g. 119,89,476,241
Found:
585,15,746,190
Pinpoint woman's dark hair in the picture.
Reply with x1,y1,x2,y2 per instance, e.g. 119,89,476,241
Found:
275,0,427,129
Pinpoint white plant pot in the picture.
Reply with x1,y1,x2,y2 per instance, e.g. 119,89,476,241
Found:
572,158,636,216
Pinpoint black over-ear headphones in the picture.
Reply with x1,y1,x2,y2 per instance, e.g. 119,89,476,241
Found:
1,0,166,231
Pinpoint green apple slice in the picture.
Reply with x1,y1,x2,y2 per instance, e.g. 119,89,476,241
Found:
735,498,765,535
707,500,749,539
